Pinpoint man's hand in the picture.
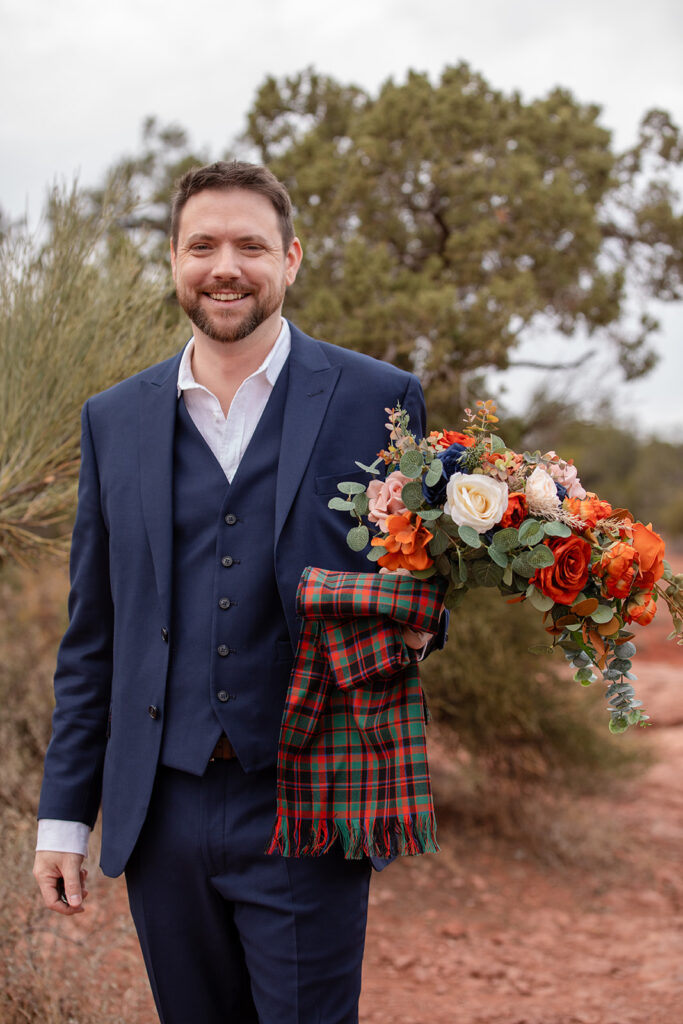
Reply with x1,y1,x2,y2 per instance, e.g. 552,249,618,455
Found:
33,851,88,915
378,567,437,651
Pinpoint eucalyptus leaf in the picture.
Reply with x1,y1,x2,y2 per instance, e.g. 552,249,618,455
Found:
428,531,450,557
425,460,444,487
528,545,555,569
590,605,614,624
346,525,369,551
543,520,571,537
436,554,451,576
418,508,444,520
401,481,424,511
470,560,504,588
502,565,513,587
458,524,482,549
609,658,633,674
527,586,555,612
518,519,544,546
492,527,519,552
355,457,382,476
411,566,437,579
337,481,367,495
399,450,425,479
488,545,509,569
617,641,637,659
353,492,369,516
489,434,506,453
528,643,554,655
609,717,629,734
511,552,536,578
366,545,386,561
328,496,353,512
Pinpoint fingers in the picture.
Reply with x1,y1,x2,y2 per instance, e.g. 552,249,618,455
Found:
33,851,87,916
402,625,434,650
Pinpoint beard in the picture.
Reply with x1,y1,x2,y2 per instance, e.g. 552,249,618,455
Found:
176,281,285,344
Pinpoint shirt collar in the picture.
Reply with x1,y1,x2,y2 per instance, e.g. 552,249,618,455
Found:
177,318,291,397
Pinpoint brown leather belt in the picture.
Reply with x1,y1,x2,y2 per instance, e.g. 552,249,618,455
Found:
209,735,237,761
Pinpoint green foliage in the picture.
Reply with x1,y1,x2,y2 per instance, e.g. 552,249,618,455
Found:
0,185,186,566
242,65,682,420
421,588,637,782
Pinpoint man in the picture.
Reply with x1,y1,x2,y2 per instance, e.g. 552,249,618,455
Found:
33,161,434,1023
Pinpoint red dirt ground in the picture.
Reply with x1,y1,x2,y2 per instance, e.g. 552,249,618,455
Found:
36,594,683,1024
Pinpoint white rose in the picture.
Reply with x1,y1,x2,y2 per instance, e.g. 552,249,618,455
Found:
525,465,560,508
444,473,508,533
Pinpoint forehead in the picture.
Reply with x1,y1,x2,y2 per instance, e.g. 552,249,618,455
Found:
177,187,281,242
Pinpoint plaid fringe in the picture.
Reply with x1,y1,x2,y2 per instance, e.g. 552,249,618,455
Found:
268,568,446,860
267,812,439,859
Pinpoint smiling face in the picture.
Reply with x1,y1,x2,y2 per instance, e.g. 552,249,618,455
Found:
170,187,302,347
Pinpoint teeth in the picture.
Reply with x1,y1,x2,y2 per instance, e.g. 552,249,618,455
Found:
209,292,246,302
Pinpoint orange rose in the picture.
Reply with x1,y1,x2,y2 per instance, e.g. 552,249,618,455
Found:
372,513,434,572
629,522,665,591
429,429,476,450
531,535,592,605
499,492,528,529
592,541,638,599
624,590,658,627
564,491,613,529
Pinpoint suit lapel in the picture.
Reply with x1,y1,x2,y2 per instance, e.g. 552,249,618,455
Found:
275,325,341,546
139,354,182,622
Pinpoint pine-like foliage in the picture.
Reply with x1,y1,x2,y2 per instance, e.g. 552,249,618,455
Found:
0,187,185,565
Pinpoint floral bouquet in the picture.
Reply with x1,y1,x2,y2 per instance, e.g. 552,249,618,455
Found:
330,401,683,733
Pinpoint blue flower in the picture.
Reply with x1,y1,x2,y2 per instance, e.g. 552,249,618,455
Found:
422,443,470,506
555,481,568,501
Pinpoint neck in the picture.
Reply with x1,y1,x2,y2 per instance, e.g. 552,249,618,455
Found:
190,316,283,415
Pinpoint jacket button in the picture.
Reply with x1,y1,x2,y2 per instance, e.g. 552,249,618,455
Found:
216,690,233,703
221,555,234,568
161,627,169,642
148,705,160,720
224,513,237,526
218,597,231,610
217,644,230,657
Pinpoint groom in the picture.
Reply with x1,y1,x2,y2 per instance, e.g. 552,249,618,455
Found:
33,160,435,1023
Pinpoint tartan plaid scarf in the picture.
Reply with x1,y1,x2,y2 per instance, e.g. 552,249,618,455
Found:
267,567,445,860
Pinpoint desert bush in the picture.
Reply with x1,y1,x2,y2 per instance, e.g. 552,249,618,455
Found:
0,185,185,566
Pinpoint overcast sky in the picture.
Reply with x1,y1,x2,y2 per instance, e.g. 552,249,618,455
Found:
2,0,682,434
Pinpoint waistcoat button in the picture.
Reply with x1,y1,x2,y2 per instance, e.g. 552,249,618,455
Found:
221,555,234,568
217,644,230,657
218,597,231,610
161,627,169,642
217,690,231,702
148,705,160,719
224,513,237,526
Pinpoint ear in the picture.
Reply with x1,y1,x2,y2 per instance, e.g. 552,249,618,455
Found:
284,237,303,287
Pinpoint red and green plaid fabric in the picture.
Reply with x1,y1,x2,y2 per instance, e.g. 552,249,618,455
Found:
267,567,445,860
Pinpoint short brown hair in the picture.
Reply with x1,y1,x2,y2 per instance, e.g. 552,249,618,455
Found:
170,161,295,251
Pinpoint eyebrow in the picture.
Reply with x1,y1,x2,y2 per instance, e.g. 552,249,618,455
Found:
184,232,272,247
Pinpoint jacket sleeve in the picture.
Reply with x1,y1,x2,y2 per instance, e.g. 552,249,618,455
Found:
37,400,114,827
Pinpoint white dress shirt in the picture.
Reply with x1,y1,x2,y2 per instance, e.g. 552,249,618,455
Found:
37,320,291,856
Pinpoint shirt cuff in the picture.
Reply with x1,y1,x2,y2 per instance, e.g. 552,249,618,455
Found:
36,819,90,857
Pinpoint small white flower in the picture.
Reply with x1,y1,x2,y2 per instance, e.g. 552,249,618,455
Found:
444,473,508,533
525,466,560,510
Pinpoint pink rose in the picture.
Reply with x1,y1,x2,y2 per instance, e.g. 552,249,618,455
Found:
367,471,411,531
545,452,587,500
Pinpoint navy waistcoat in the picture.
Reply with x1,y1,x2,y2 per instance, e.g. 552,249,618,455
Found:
160,364,294,775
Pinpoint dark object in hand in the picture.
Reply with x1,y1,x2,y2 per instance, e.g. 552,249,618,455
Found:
56,877,69,906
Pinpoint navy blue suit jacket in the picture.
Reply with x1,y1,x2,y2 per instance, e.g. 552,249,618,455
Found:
38,323,430,877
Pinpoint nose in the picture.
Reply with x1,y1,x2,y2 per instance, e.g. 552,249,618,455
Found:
210,244,242,280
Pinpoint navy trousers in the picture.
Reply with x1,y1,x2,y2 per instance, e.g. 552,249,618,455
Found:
125,760,372,1024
